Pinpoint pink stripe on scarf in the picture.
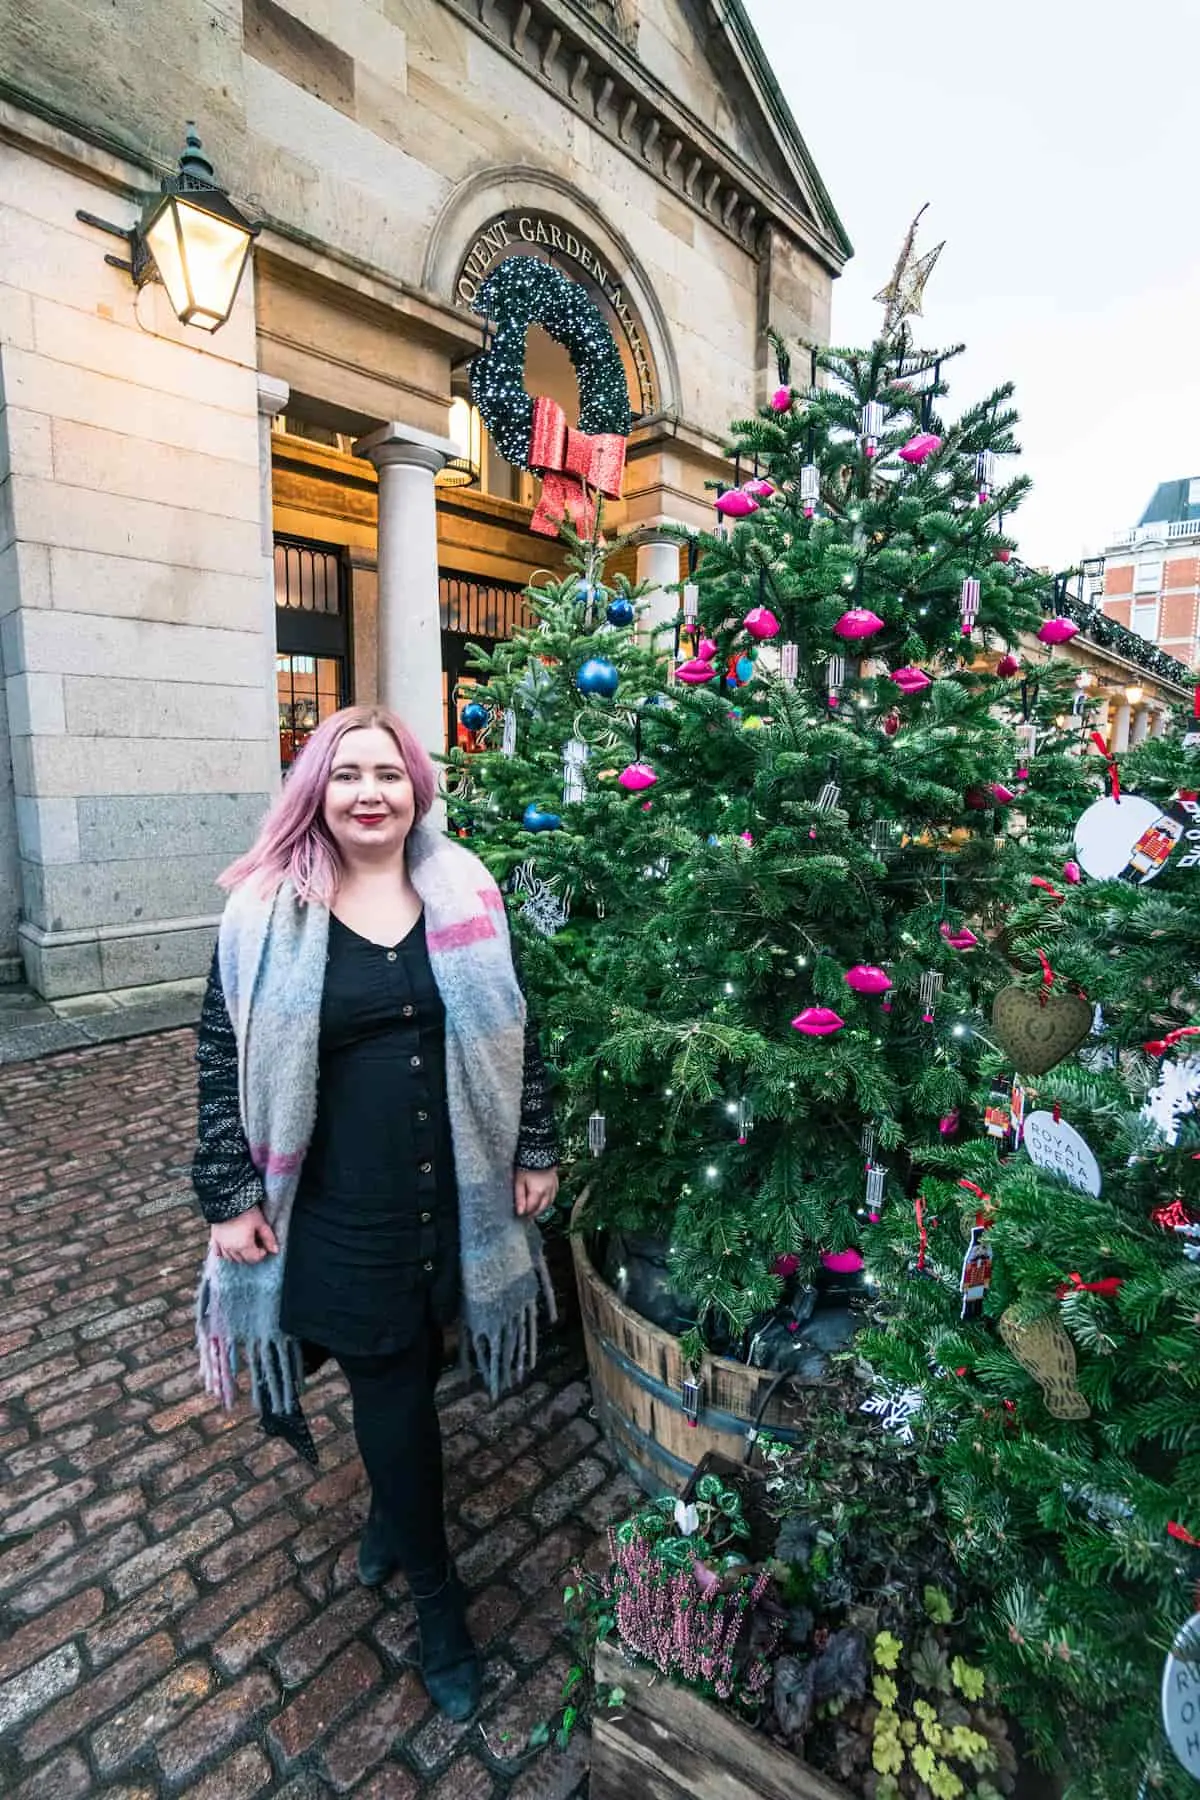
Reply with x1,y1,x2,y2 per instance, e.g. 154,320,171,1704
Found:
250,1144,305,1177
426,914,497,953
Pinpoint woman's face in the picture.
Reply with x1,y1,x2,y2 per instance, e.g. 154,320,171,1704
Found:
323,726,415,864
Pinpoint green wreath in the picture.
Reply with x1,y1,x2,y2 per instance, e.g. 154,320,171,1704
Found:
470,255,632,469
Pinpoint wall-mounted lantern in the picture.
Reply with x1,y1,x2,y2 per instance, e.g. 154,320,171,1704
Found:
436,397,483,490
78,124,258,334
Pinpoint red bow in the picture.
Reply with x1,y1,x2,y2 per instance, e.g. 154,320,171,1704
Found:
1055,1272,1124,1299
1089,731,1120,801
1144,1026,1200,1057
528,396,626,539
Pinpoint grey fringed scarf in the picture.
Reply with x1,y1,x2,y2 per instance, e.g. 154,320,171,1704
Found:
196,823,555,1417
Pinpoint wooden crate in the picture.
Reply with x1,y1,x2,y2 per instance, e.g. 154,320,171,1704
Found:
571,1198,813,1496
591,1637,850,1800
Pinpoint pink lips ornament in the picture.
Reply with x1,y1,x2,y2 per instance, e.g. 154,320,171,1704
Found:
676,658,719,684
940,922,980,951
1038,616,1079,645
618,762,658,792
890,666,931,695
697,637,719,662
791,1007,845,1037
834,608,885,640
771,386,794,412
744,606,780,641
996,653,1021,677
821,1249,864,1273
843,964,892,995
991,783,1016,805
715,490,759,518
898,432,942,464
743,478,776,500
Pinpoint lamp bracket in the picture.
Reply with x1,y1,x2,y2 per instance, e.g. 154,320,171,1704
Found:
77,209,159,288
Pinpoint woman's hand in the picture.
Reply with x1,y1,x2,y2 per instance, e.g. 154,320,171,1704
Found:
514,1166,559,1221
210,1205,279,1264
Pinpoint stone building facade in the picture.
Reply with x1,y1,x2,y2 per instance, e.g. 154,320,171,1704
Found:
0,0,849,996
1100,478,1200,673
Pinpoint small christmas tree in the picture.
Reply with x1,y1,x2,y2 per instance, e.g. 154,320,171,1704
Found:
860,725,1200,1797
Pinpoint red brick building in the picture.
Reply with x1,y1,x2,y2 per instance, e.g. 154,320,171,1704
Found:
1101,478,1200,670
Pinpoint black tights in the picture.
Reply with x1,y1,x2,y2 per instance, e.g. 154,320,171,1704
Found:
333,1315,448,1587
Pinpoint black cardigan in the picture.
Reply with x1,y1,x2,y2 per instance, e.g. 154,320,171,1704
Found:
191,940,559,1226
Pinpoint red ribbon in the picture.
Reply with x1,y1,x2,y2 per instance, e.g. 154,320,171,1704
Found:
1193,684,1200,721
1152,1200,1194,1231
1144,1026,1200,1057
957,1179,995,1227
1031,876,1065,903
528,396,627,539
1036,950,1054,993
1089,732,1120,801
1169,1521,1200,1548
1055,1272,1124,1299
915,1192,929,1270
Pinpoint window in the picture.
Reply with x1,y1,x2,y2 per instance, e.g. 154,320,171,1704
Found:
1134,556,1164,593
1131,599,1159,642
274,538,351,770
440,572,534,751
1188,478,1200,508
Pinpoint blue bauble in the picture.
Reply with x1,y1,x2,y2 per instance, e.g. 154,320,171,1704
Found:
522,804,562,833
606,596,636,628
576,580,609,608
459,700,489,732
576,657,620,698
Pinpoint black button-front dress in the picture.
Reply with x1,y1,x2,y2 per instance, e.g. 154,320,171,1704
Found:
280,914,460,1355
192,907,560,1364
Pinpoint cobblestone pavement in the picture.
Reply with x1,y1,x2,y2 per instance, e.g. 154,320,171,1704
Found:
0,1031,640,1799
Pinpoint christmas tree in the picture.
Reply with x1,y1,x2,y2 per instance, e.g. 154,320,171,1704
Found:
449,228,1096,1362
860,724,1200,1797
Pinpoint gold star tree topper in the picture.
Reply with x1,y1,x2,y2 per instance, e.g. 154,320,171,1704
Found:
874,205,945,338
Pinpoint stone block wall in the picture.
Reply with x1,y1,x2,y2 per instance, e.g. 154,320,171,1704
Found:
0,143,273,996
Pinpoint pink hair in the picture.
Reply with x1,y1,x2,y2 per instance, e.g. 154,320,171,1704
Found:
220,705,438,906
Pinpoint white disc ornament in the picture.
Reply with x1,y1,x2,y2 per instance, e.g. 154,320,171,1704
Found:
1073,794,1181,883
1022,1110,1102,1197
1161,1613,1200,1781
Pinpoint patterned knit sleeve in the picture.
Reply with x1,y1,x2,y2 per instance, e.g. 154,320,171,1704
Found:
508,925,560,1171
192,946,266,1224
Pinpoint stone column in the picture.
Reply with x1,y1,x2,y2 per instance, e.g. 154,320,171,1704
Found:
354,424,458,764
257,375,289,795
635,530,685,646
1130,706,1151,746
1111,701,1132,752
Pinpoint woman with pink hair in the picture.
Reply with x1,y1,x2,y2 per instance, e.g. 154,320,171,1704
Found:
191,705,559,1722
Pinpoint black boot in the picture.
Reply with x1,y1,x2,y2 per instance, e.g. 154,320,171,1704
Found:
357,1500,401,1587
413,1568,481,1721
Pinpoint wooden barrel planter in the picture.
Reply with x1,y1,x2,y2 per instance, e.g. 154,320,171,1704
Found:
571,1197,813,1495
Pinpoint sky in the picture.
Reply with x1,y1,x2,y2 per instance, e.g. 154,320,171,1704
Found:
742,0,1200,572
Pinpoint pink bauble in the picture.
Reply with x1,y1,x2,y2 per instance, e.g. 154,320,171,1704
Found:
996,653,1021,677
991,783,1016,805
939,1109,961,1137
994,547,1013,564
834,608,885,640
821,1250,864,1274
844,964,892,995
882,712,901,738
697,637,719,662
791,1007,844,1037
1038,616,1079,645
743,478,776,500
1063,859,1082,885
898,432,942,464
890,666,931,695
940,922,979,951
715,489,759,518
744,606,780,641
771,1253,801,1278
618,762,657,792
771,385,794,412
739,830,754,846
676,658,719,684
